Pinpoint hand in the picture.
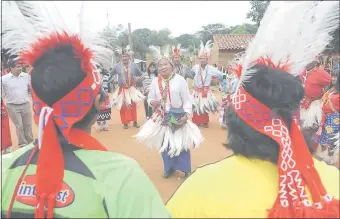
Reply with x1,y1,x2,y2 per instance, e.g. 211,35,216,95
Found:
151,100,161,108
136,75,146,83
177,115,188,127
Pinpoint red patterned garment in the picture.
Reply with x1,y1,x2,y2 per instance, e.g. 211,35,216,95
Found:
1,99,12,150
300,67,331,109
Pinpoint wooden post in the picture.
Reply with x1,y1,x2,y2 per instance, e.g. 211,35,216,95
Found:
128,23,134,60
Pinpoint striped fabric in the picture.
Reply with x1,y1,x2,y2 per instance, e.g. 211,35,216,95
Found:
142,72,156,95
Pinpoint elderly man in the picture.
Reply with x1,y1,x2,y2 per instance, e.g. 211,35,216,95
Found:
110,45,145,129
172,44,191,79
187,41,223,128
2,59,33,148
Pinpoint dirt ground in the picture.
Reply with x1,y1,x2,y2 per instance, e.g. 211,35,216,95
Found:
7,90,232,203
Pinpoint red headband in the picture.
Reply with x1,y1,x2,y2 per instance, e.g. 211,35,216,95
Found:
231,57,339,218
7,32,108,219
173,48,181,57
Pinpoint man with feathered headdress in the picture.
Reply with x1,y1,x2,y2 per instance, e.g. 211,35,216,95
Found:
136,45,204,178
110,44,145,129
167,1,339,218
1,1,170,218
186,40,223,128
172,44,191,79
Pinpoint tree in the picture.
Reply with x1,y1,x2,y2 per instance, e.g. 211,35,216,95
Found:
195,23,232,43
246,0,270,27
156,28,173,47
230,23,258,34
132,28,153,59
175,34,200,48
244,23,258,34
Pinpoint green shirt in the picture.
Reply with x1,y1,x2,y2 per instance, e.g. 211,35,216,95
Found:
2,142,171,218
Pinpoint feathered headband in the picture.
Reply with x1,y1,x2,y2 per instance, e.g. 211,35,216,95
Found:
228,51,246,75
229,1,339,218
172,44,182,57
199,40,213,58
2,1,111,218
115,44,134,57
149,45,173,66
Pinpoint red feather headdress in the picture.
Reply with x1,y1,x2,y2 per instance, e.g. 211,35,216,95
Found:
230,1,339,218
2,2,112,218
172,44,182,57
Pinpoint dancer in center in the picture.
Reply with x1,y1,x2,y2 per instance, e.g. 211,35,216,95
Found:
188,41,223,128
110,45,145,129
136,46,204,178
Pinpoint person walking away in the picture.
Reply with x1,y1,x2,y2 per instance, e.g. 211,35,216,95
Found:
1,2,170,217
2,59,33,148
143,62,158,120
187,41,223,128
96,68,112,131
110,45,145,129
136,45,204,178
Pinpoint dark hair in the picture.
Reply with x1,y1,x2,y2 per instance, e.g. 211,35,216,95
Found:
7,57,18,69
305,60,319,71
31,45,104,130
326,69,339,92
226,64,305,163
147,62,157,77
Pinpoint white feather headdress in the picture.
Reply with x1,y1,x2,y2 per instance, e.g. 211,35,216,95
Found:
198,40,213,57
115,44,134,56
149,45,172,64
238,1,340,84
1,1,113,69
172,44,182,56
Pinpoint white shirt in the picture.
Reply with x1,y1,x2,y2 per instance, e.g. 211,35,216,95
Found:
2,72,31,104
147,74,192,115
190,64,223,88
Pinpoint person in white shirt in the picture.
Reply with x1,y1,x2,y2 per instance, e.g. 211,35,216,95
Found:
135,46,204,178
2,59,33,148
187,41,223,128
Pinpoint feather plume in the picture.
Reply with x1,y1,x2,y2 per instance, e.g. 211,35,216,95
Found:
2,1,113,69
199,40,213,57
149,45,172,62
163,44,171,57
78,1,113,70
1,1,45,59
149,45,161,61
239,1,340,84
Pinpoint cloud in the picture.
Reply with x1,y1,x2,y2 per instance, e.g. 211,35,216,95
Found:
52,1,252,37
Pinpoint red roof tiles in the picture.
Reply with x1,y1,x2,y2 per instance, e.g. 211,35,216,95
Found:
213,34,255,50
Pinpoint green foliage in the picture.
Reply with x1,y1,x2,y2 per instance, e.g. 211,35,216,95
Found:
246,0,270,27
195,23,232,43
98,21,259,62
230,24,258,34
175,34,200,48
